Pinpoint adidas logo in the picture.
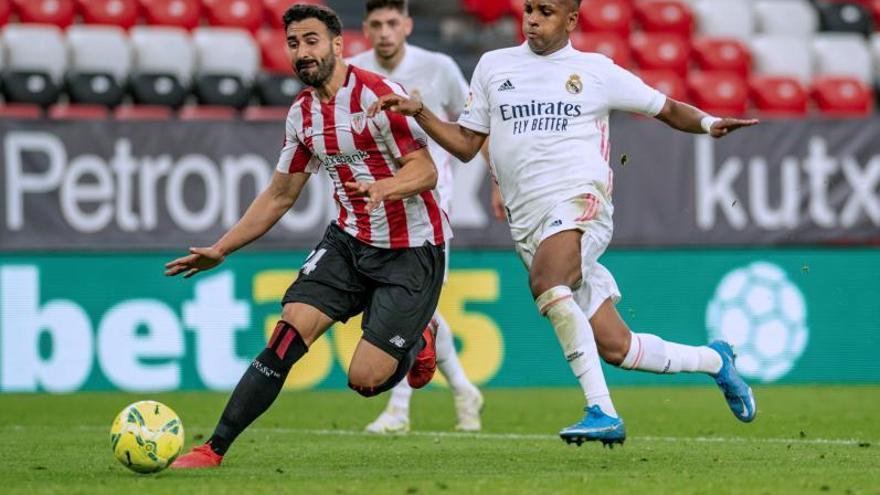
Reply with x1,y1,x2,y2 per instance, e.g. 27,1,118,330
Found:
550,219,563,227
498,79,515,91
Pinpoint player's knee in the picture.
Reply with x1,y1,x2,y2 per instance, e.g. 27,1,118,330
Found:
596,334,630,367
529,273,557,299
348,366,390,392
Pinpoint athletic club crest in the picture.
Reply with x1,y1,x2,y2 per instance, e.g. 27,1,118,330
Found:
350,112,366,134
566,74,583,95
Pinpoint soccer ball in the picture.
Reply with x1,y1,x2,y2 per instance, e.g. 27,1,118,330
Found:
110,401,184,474
706,261,809,383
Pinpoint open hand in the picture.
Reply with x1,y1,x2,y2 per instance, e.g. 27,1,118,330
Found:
490,181,506,221
164,246,225,278
345,180,391,213
710,117,759,138
367,94,423,118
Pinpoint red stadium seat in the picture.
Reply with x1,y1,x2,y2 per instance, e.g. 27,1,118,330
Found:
639,69,688,102
342,30,371,58
114,104,174,120
634,0,693,37
49,104,110,120
141,0,201,29
631,32,690,76
811,76,874,116
257,28,292,73
243,105,288,121
78,0,140,29
579,0,633,37
687,71,748,116
264,0,324,29
206,0,262,32
13,0,76,28
462,0,511,24
872,1,880,29
0,103,42,119
0,0,11,26
570,31,631,67
749,75,808,117
692,37,751,78
179,105,237,120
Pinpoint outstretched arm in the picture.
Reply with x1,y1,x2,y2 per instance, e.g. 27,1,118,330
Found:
655,98,759,138
368,94,487,162
165,171,310,278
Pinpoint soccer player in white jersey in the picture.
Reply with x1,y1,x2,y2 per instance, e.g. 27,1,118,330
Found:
165,4,451,468
348,0,483,434
371,0,759,447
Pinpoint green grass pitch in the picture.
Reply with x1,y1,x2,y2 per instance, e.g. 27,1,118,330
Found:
1,386,878,494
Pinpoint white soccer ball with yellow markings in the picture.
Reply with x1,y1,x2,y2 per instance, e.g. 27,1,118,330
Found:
110,401,184,474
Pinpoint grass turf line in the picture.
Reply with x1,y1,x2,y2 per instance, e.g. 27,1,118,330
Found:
0,386,877,495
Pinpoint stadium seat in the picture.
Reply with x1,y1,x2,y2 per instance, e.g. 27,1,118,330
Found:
178,104,237,120
264,0,324,29
141,0,201,29
193,27,259,108
1,25,67,106
114,104,174,120
255,29,302,106
0,0,11,26
872,33,880,88
0,103,42,118
257,28,290,73
66,26,132,107
811,76,874,116
639,69,688,101
691,0,754,41
872,0,880,29
630,32,690,76
815,1,874,36
342,30,371,58
812,33,873,85
462,0,510,24
687,71,748,115
749,75,808,116
48,104,111,119
12,0,76,28
206,0,263,32
78,0,140,29
634,0,694,37
754,0,818,38
242,105,288,121
130,26,195,107
691,37,751,77
750,35,813,85
570,31,631,67
578,0,633,37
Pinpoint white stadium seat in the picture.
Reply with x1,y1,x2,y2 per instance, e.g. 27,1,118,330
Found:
67,26,132,83
2,24,67,83
192,27,259,107
871,33,880,87
813,33,873,85
750,35,813,85
130,26,196,107
692,0,755,41
754,0,818,38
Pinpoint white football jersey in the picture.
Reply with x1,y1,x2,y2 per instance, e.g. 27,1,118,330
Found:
348,44,468,213
459,42,667,241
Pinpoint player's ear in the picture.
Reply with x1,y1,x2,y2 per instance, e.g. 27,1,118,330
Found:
333,34,343,57
404,15,413,37
567,9,579,33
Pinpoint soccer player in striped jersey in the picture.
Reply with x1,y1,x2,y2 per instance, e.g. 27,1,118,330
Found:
348,0,484,435
372,0,759,447
165,4,450,468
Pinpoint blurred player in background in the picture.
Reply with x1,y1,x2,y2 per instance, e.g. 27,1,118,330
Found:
372,0,759,447
348,0,484,434
166,4,450,468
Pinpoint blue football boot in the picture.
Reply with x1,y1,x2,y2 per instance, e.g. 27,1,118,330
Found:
559,405,626,448
708,341,757,423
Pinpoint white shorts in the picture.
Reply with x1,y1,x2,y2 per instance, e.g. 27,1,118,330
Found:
514,190,622,318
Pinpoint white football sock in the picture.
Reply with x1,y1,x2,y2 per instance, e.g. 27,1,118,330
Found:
434,312,475,394
387,380,412,413
621,332,722,374
537,286,617,417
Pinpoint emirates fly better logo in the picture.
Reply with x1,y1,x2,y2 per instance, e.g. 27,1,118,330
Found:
705,262,809,383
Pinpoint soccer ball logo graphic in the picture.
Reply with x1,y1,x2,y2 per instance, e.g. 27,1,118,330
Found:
706,262,809,383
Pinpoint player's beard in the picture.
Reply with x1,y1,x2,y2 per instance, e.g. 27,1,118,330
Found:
296,51,336,87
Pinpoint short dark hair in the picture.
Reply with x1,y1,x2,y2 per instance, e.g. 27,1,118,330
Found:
366,0,407,15
283,4,343,36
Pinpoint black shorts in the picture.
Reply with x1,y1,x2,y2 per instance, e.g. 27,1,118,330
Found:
282,223,446,360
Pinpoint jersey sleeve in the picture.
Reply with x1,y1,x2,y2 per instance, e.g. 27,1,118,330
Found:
376,79,429,159
457,55,491,134
440,55,469,118
275,107,319,174
602,61,667,116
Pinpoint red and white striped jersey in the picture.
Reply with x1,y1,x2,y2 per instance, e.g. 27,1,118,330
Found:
276,65,451,249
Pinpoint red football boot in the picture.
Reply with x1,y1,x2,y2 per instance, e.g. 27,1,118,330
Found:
170,443,223,469
407,319,438,389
